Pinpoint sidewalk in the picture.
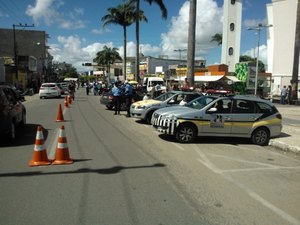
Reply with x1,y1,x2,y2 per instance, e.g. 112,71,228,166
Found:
269,103,300,153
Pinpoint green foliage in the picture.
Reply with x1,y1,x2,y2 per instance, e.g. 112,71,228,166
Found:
93,46,122,68
211,33,222,45
239,55,265,72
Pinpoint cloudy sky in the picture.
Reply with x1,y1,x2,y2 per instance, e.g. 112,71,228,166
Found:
0,0,271,72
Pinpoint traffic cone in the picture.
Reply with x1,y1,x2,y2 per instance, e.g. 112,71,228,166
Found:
68,95,72,104
64,98,69,108
52,125,73,165
56,104,64,122
29,126,51,167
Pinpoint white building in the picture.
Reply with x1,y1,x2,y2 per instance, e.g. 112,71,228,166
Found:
221,0,242,72
267,0,300,93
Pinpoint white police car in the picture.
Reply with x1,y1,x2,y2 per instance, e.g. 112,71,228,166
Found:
151,95,282,146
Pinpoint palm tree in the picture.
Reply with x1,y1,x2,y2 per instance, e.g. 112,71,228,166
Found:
93,46,122,83
211,33,223,46
101,2,147,80
291,0,300,101
131,0,167,82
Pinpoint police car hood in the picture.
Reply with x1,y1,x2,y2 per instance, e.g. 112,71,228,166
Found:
132,99,161,107
155,106,199,117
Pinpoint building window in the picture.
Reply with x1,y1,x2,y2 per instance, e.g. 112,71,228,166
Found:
231,0,235,4
228,47,234,56
230,23,235,31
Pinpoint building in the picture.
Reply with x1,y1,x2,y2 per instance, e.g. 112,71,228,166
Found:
221,0,242,72
0,28,51,89
266,0,300,95
126,56,206,81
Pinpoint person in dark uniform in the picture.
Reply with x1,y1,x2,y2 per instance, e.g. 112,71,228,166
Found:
124,80,133,117
112,81,122,115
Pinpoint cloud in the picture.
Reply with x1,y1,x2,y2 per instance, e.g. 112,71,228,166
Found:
48,0,224,73
242,44,268,65
26,0,86,29
49,35,116,72
160,0,223,60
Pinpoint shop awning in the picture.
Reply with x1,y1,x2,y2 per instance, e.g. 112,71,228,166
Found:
194,75,224,82
224,76,241,82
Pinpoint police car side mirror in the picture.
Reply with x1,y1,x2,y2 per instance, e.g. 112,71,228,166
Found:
169,99,175,104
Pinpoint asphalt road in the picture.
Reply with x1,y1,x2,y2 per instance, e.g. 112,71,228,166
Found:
0,89,299,225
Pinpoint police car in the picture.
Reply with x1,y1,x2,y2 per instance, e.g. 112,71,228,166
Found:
130,91,201,124
151,95,282,146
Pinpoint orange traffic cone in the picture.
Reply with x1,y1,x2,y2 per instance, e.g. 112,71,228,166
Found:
52,125,73,165
64,99,69,108
68,95,72,104
56,104,64,122
29,126,51,167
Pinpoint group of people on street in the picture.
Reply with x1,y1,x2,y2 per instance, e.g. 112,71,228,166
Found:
112,80,133,117
280,85,292,105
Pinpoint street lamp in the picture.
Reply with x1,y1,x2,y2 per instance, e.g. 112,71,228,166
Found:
247,23,273,96
174,49,187,60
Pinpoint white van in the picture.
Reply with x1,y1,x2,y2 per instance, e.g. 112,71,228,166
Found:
143,77,165,92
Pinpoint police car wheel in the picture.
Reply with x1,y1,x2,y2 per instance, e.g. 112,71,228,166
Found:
146,111,154,124
251,127,270,146
6,120,16,141
176,124,196,143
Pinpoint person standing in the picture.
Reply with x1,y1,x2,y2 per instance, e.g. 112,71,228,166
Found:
124,80,133,117
112,81,121,115
68,81,75,100
280,86,287,104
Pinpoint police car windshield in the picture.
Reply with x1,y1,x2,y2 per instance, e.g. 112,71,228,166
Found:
186,95,217,109
154,92,176,101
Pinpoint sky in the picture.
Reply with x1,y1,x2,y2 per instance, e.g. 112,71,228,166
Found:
0,0,272,73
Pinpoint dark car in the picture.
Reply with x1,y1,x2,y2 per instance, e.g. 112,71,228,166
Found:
100,89,144,111
0,85,26,140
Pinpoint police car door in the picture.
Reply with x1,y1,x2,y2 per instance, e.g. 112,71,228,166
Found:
230,99,259,135
202,98,232,134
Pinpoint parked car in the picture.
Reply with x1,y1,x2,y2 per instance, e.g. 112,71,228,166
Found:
151,95,282,146
0,85,26,140
58,82,69,94
205,88,232,96
130,91,202,124
39,83,62,99
100,89,144,111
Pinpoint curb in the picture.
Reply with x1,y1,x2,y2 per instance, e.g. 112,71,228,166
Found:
269,139,300,153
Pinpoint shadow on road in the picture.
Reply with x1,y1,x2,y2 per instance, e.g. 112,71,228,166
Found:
158,134,253,145
0,163,166,177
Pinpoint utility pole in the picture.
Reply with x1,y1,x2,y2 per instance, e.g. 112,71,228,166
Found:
174,49,187,60
13,23,34,81
247,23,272,96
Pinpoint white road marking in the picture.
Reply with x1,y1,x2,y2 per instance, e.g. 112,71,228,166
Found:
192,144,300,225
171,142,185,151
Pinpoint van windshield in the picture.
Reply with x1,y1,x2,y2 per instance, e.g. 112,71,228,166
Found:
151,81,164,86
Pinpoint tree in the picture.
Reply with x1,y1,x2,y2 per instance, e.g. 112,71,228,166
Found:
211,33,222,46
93,45,122,82
239,55,265,73
291,0,300,101
101,2,147,80
131,0,167,82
